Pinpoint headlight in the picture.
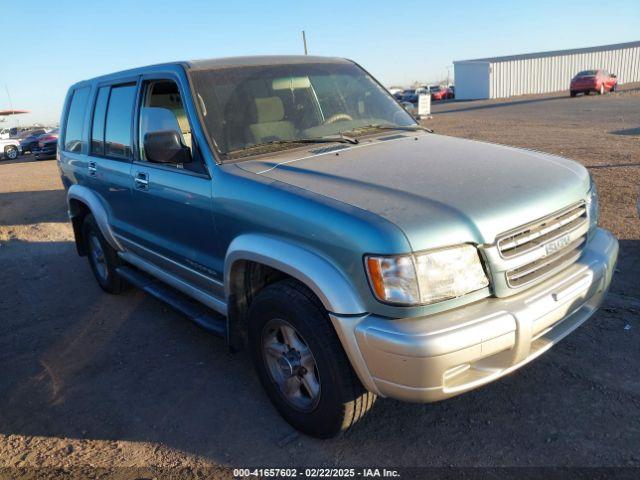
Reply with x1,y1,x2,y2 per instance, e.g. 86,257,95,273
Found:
365,245,489,306
586,175,599,229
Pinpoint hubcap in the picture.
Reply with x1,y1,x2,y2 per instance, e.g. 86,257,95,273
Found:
89,233,108,280
7,148,17,159
262,319,321,411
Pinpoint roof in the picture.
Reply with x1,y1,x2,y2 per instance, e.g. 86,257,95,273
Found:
187,55,351,70
71,55,352,87
454,41,640,64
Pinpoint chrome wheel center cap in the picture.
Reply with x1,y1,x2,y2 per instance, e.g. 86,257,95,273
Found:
277,350,303,377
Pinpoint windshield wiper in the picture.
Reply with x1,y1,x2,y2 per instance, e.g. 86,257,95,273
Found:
349,123,434,134
228,134,359,155
270,133,359,145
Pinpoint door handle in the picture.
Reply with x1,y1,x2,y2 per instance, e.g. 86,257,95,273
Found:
88,161,97,176
134,171,149,190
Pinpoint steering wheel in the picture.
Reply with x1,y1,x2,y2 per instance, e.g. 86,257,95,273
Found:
323,113,353,125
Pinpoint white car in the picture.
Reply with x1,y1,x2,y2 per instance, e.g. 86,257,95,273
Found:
1,138,21,159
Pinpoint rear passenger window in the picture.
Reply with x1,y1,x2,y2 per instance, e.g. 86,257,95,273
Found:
91,87,110,155
63,86,90,152
104,84,136,159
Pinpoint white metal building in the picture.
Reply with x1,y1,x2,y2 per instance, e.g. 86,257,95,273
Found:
454,41,640,100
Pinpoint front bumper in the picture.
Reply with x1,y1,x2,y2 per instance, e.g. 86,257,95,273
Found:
34,145,56,157
330,227,618,402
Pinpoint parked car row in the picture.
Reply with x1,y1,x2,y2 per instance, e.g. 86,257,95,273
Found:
0,127,59,160
390,68,618,103
392,85,455,104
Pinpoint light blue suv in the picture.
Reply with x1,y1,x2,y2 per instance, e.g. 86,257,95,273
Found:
58,56,618,438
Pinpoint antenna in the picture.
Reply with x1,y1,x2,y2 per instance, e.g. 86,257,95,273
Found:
5,84,16,126
302,30,308,55
5,84,14,114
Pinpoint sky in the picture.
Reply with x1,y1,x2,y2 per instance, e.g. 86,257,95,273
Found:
2,0,639,126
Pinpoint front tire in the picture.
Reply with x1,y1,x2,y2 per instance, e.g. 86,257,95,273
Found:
82,214,125,294
3,145,18,160
248,279,376,438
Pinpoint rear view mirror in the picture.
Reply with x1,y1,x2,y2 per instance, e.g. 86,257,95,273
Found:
272,76,311,90
144,130,191,164
140,107,191,164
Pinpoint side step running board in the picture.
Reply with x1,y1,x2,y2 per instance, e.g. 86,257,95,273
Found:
116,265,227,338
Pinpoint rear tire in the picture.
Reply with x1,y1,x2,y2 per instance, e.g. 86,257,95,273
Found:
3,145,18,160
248,279,376,438
82,214,125,294
570,90,577,97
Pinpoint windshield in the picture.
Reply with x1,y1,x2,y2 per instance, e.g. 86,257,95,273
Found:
429,86,440,92
576,70,598,77
190,61,416,159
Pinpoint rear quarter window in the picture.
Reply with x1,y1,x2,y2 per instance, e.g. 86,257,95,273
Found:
63,86,91,152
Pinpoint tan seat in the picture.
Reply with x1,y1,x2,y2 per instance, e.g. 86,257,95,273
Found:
173,107,192,149
148,90,192,148
248,96,296,144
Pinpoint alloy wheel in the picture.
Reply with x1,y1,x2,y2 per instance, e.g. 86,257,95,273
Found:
88,233,108,281
261,318,321,411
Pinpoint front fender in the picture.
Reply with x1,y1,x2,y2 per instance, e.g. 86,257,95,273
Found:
67,184,122,251
224,234,366,315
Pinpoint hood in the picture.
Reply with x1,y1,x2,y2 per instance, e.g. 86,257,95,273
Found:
236,133,590,251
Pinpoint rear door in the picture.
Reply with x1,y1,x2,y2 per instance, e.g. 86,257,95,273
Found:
121,74,222,296
87,80,139,237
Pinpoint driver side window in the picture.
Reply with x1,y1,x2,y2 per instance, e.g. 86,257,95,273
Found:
139,80,205,173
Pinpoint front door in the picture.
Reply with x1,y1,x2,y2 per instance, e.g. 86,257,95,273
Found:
122,77,222,297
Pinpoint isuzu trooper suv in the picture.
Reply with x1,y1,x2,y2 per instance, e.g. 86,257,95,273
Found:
58,56,618,438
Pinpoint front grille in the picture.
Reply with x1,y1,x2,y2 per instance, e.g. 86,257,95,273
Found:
506,237,585,287
497,202,588,288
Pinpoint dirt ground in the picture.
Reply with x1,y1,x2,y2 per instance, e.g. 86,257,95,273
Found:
1,86,639,476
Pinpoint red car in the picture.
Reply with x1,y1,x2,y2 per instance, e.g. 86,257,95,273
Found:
570,70,617,97
430,85,454,101
33,129,59,159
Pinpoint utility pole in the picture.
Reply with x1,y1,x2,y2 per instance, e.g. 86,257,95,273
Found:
302,30,308,55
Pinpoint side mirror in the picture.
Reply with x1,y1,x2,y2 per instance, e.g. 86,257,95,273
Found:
611,74,617,78
140,107,191,164
144,130,191,164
